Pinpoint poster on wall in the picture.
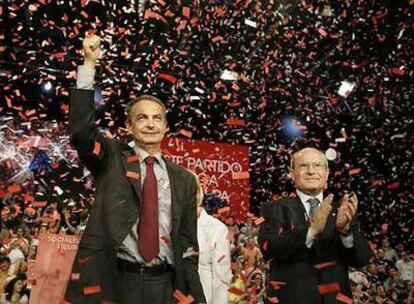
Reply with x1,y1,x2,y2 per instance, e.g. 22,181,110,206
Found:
162,137,250,221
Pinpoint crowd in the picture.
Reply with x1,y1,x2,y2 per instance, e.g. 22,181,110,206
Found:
0,149,413,303
1,0,413,302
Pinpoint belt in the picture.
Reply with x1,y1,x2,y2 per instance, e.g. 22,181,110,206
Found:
117,258,174,275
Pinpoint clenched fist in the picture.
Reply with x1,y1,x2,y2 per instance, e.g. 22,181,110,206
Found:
82,34,101,67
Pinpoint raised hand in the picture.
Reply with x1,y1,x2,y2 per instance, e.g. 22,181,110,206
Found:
309,194,333,236
82,34,101,67
336,192,358,233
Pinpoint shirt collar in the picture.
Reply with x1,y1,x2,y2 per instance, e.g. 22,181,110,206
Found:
296,189,323,205
130,142,165,170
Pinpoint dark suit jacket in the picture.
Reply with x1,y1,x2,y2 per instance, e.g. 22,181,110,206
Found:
65,89,206,303
258,195,372,304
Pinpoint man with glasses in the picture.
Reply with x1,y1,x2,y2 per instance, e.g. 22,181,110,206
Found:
258,147,372,304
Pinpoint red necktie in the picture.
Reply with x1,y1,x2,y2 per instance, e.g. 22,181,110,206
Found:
138,156,159,262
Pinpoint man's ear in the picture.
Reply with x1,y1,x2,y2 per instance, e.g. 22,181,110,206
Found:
125,120,132,134
288,168,295,182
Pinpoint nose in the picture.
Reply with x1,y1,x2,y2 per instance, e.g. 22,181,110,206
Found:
146,119,155,128
306,164,317,174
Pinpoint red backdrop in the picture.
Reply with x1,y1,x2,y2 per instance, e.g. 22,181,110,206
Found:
162,137,250,221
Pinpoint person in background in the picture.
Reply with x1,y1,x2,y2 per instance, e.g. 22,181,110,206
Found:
192,171,232,304
396,251,414,283
0,277,28,304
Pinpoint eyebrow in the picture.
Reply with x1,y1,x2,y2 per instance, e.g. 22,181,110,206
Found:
134,113,163,118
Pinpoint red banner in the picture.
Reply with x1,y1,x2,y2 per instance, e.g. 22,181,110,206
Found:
30,234,80,304
162,138,250,221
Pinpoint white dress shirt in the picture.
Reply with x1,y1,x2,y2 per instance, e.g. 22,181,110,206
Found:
197,208,231,304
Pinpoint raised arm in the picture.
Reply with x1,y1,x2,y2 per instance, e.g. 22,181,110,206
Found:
69,35,111,176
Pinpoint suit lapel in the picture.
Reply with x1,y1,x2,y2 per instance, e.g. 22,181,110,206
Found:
291,196,309,225
165,160,181,232
121,147,142,204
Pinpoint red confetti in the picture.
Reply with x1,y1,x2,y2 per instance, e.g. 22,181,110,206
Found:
387,182,400,189
182,7,190,19
381,223,388,234
226,118,246,126
269,280,287,290
349,168,361,175
268,296,280,303
390,67,405,76
179,129,193,138
160,236,172,244
92,141,101,156
218,206,230,215
70,273,80,280
158,73,178,83
173,289,194,304
126,155,140,163
211,36,223,43
336,293,353,304
34,201,47,207
314,261,336,270
144,10,168,24
83,285,101,295
79,256,92,265
8,184,21,194
126,171,140,180
232,171,249,180
317,27,328,37
318,283,341,294
80,11,88,18
217,254,226,263
254,216,265,226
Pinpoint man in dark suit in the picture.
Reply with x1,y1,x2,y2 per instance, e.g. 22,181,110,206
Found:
258,147,372,304
64,35,206,304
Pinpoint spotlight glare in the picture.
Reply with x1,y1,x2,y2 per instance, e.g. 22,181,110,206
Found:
43,81,53,91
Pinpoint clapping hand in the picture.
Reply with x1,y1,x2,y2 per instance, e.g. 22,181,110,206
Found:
309,194,333,236
336,192,358,234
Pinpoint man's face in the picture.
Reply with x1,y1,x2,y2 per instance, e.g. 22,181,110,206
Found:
127,100,167,150
290,148,328,196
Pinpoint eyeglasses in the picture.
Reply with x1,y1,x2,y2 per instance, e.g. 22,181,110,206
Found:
294,162,326,171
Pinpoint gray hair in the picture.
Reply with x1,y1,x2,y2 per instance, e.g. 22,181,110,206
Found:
126,95,167,122
290,147,328,169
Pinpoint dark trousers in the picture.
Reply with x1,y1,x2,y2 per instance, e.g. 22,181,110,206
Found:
116,269,176,304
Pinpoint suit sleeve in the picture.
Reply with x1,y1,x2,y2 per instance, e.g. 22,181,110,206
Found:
211,224,232,304
181,175,207,303
338,214,373,268
258,201,308,261
69,88,111,176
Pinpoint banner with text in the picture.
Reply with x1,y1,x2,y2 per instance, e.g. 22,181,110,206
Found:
162,138,250,221
30,233,80,304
